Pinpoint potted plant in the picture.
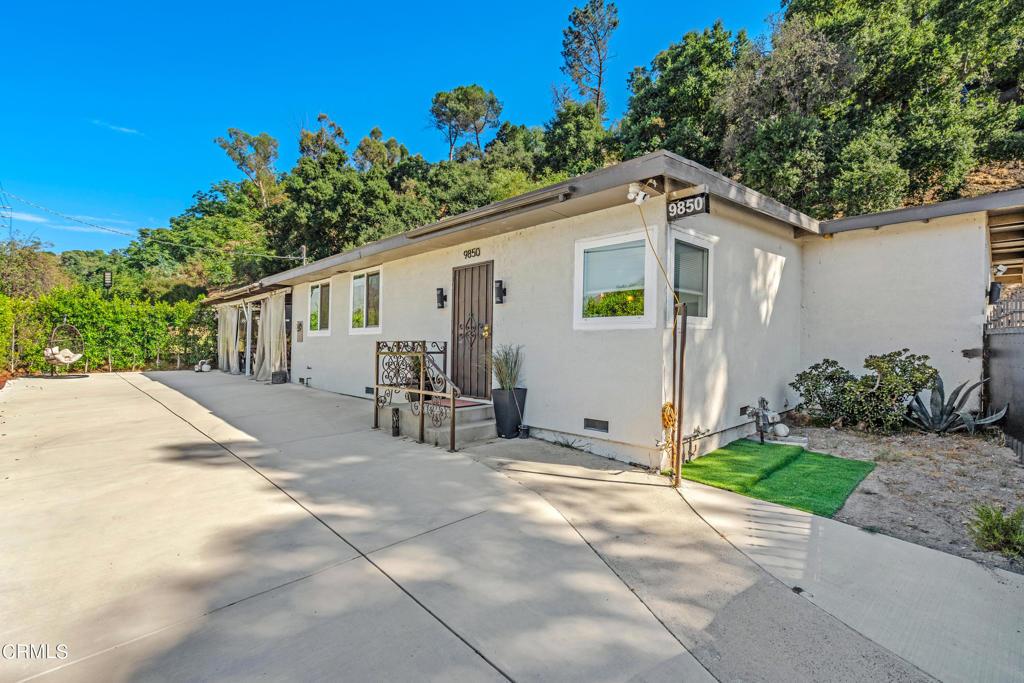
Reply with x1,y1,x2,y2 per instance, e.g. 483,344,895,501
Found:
492,344,526,438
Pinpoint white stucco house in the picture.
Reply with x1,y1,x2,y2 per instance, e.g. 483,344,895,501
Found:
207,150,1024,467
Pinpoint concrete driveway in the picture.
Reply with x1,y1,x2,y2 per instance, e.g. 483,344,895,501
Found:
4,371,1006,682
0,372,710,682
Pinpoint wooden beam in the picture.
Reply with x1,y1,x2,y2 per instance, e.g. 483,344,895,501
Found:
989,212,1024,230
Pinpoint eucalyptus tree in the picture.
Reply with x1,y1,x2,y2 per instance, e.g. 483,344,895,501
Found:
213,128,280,209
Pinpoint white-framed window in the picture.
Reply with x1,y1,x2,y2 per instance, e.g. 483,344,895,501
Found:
350,268,382,334
308,279,331,335
573,230,658,330
668,227,716,329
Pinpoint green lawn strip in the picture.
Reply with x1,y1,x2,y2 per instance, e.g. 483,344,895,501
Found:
679,439,804,493
680,439,875,517
748,451,875,517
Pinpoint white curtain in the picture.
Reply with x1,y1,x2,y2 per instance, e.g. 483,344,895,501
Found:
226,306,241,374
265,290,288,378
216,306,231,371
253,300,269,381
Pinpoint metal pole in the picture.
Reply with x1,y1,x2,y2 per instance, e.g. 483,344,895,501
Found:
418,345,426,443
449,389,457,452
373,343,380,430
674,303,688,489
671,302,678,473
244,303,252,377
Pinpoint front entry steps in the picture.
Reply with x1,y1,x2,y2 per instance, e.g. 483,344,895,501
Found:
387,399,497,449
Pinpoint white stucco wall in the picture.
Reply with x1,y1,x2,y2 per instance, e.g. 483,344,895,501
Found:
801,212,990,393
663,200,804,457
289,196,805,467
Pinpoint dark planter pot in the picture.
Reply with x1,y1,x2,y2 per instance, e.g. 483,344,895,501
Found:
493,388,527,439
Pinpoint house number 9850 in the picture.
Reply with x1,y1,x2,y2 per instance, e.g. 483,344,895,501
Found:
463,247,481,259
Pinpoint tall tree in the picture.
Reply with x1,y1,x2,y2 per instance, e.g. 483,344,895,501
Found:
267,116,405,259
354,127,409,171
455,85,503,153
718,16,855,213
0,234,71,298
430,91,466,161
561,0,619,121
543,101,614,176
213,128,280,209
619,21,749,167
429,85,503,159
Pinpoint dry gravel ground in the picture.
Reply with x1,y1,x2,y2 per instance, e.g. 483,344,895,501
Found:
789,425,1024,574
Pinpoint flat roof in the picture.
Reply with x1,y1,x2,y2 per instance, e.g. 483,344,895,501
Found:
821,187,1024,234
206,150,818,304
206,150,1024,305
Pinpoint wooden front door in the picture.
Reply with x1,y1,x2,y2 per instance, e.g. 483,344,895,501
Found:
451,261,493,399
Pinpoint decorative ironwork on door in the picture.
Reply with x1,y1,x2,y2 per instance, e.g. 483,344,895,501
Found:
451,261,493,399
457,312,481,345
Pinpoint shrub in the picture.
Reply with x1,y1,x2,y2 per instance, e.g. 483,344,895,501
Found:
791,350,937,433
583,289,644,317
7,286,215,373
841,349,937,432
790,359,855,425
0,293,12,372
968,505,1024,559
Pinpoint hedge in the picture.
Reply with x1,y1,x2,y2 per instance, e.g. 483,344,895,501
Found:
3,287,216,373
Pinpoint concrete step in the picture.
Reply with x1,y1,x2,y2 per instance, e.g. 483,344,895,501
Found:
423,419,497,449
383,400,497,449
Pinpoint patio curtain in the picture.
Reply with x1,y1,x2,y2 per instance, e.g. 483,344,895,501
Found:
254,300,269,381
267,290,288,377
225,306,241,374
216,306,232,371
251,292,287,381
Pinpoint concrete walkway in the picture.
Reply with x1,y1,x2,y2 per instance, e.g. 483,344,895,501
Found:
681,480,1024,683
0,372,710,682
469,440,929,682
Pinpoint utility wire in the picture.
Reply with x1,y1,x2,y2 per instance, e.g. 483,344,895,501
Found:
1,189,304,262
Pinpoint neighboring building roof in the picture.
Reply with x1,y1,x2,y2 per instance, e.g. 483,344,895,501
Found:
821,187,1024,234
206,150,819,304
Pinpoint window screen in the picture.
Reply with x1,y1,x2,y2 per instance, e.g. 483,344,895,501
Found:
673,240,708,318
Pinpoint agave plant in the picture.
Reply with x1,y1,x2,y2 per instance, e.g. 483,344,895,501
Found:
905,375,1007,434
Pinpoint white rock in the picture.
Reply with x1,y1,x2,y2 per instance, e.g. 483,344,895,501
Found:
773,423,791,438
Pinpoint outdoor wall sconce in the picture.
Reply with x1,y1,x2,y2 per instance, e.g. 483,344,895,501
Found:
436,288,447,309
494,280,507,304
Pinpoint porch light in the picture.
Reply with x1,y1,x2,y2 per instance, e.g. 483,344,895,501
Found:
494,280,507,304
436,288,447,309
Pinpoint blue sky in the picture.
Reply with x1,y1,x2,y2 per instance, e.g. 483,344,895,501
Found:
3,1,776,253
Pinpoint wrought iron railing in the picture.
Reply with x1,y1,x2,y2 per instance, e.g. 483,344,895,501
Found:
373,341,462,451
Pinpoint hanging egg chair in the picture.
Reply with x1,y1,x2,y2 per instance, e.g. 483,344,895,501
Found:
43,318,84,370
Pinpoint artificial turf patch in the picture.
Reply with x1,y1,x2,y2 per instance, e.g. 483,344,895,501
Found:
680,439,875,517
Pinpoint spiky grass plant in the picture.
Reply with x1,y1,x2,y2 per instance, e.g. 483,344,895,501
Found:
492,344,524,390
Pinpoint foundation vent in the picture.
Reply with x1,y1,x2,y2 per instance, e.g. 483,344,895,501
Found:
583,418,609,433
365,386,374,395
